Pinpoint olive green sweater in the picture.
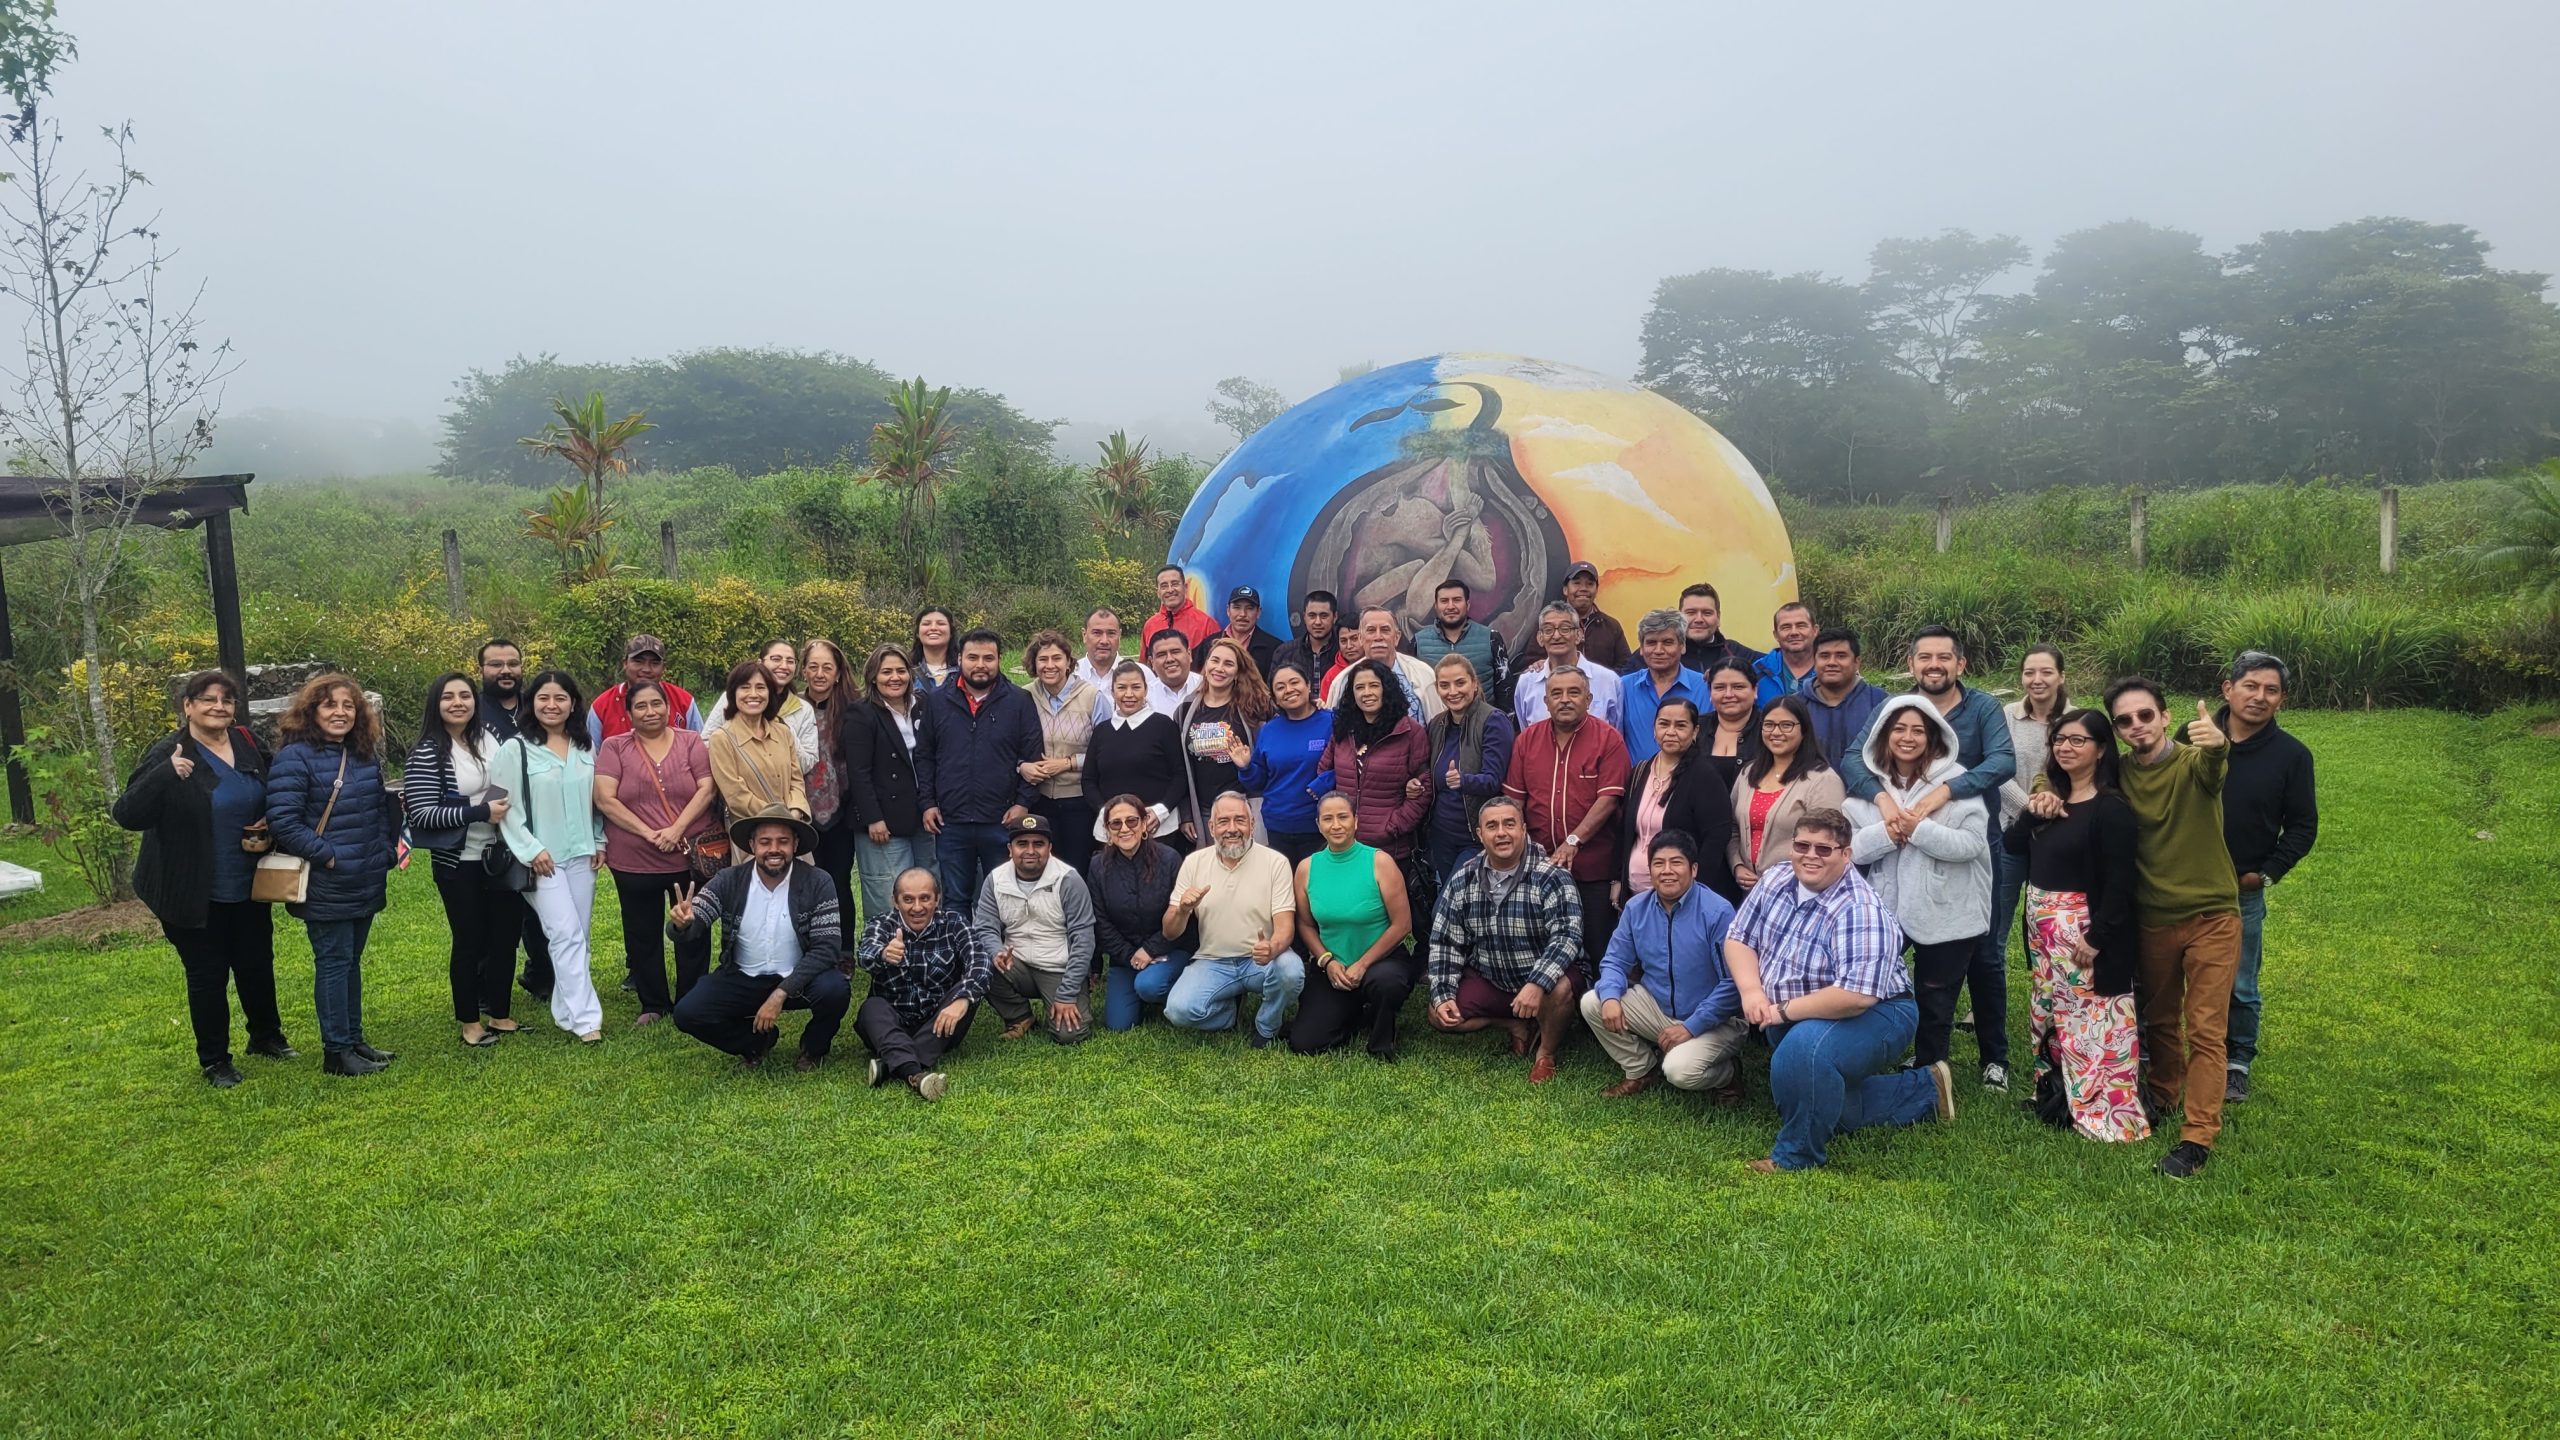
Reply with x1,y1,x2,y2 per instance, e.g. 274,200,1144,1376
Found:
2119,740,2239,924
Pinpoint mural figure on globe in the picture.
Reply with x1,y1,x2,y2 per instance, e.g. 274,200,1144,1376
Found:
1168,354,1796,652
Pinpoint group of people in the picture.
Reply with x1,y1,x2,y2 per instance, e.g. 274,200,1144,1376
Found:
113,560,2317,1175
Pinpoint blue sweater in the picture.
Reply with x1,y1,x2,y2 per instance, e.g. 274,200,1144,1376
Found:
1596,881,1740,1034
1236,708,1335,834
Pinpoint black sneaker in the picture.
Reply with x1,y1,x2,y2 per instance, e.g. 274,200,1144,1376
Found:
203,1061,244,1089
323,1049,385,1077
352,1042,397,1064
2157,1141,2211,1178
246,1037,298,1061
1248,1028,1272,1050
2225,1069,2251,1105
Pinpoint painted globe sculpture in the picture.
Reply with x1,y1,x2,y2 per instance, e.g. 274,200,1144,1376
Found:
1168,353,1797,654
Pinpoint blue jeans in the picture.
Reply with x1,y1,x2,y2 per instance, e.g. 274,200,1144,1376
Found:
305,915,374,1053
854,831,938,927
1103,949,1194,1031
2228,886,2267,1073
1970,841,2023,1067
937,821,1012,916
1164,952,1306,1040
1767,995,1935,1170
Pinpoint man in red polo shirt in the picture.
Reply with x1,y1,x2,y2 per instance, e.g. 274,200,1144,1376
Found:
1503,666,1630,976
1141,564,1221,655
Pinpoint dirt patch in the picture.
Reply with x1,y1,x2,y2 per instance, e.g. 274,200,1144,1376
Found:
2534,718,2560,739
0,899,158,947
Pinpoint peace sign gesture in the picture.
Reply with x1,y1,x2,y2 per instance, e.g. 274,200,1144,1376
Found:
669,880,700,929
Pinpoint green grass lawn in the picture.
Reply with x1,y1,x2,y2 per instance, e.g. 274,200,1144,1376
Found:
3,707,2554,1436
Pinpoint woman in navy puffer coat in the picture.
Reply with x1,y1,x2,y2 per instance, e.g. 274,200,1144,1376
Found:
263,671,406,1077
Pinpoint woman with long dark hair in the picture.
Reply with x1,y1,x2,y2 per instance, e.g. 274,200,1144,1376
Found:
1089,792,1195,1031
843,645,937,920
2007,706,2148,1142
1844,695,1990,1075
1617,696,1739,907
264,670,405,1076
1315,659,1432,865
494,670,606,1043
1700,657,1761,796
1729,692,1847,896
1175,636,1274,845
910,607,958,689
799,638,858,906
112,669,293,1086
593,678,719,1023
402,671,525,1047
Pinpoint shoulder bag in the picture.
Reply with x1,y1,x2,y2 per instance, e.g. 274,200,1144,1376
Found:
643,733,727,880
251,750,346,904
480,743,536,892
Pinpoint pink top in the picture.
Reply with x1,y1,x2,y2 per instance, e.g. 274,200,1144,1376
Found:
1626,766,1674,894
1749,787,1782,868
595,729,715,874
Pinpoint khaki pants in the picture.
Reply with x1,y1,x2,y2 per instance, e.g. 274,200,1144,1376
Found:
1578,986,1749,1088
2137,912,2241,1147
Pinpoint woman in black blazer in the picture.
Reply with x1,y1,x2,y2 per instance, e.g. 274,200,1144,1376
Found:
842,645,937,923
109,669,295,1087
1618,696,1741,906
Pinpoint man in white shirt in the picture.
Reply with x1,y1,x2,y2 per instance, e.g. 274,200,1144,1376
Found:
1161,792,1305,1047
669,807,851,1070
1072,608,1130,694
1513,601,1624,730
1322,606,1444,722
974,815,1099,1045
1141,628,1205,719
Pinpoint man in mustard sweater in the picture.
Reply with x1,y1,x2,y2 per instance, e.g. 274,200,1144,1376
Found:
2098,678,2238,1177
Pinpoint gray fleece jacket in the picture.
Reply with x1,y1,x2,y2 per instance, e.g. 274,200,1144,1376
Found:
971,855,1098,1008
1842,694,1993,944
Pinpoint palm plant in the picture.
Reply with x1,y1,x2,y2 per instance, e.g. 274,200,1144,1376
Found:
523,484,629,583
518,391,652,582
863,377,960,588
2466,460,2560,622
1089,429,1156,536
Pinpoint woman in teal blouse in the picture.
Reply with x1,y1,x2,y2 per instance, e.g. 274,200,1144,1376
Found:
1286,791,1416,1061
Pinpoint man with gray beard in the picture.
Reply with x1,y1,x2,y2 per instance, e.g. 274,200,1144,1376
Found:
1160,791,1306,1047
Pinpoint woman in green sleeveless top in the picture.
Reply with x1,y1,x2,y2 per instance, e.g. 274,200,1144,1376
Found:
1287,792,1417,1060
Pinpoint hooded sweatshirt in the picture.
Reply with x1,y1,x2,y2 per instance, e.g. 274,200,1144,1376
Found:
1841,695,1992,944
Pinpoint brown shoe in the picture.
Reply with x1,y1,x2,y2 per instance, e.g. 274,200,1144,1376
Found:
1528,1052,1559,1084
1713,1083,1746,1108
1601,1071,1660,1099
999,1017,1037,1042
1745,1158,1782,1175
793,1052,821,1073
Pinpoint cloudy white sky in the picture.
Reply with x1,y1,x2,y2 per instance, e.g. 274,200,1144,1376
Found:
43,0,2560,454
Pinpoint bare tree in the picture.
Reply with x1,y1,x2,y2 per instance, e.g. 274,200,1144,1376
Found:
0,105,234,837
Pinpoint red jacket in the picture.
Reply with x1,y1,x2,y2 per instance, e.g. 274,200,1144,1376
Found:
1142,601,1221,655
1317,716,1431,859
1504,718,1632,882
589,679,700,745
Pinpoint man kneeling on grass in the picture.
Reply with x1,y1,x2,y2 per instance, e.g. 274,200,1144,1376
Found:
1579,828,1749,1102
1723,806,1954,1172
975,814,1097,1045
852,867,989,1100
1161,792,1305,1047
1425,796,1584,1083
668,806,852,1072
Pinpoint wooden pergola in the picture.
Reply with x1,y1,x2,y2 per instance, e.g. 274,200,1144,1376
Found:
0,474,255,825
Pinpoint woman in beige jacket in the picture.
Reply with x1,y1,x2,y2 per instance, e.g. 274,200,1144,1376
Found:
1727,694,1847,895
707,658,808,835
1020,630,1100,870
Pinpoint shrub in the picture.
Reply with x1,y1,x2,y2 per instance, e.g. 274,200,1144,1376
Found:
547,576,907,700
2080,589,2218,693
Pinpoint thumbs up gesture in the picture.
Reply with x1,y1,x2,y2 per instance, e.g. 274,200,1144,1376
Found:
2188,699,2226,751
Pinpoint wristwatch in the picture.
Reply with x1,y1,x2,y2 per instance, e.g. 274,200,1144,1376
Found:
1777,997,1793,1023
1564,833,1581,848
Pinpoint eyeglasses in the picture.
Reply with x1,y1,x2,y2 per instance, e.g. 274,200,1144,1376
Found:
1759,720,1801,734
2051,734,2099,748
1790,839,1841,859
2111,708,2158,727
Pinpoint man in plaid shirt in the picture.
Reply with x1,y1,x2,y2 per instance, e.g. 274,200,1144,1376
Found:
1723,806,1953,1171
1426,796,1585,1083
851,867,991,1101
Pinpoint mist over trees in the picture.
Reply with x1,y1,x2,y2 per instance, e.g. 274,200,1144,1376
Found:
1640,216,2560,499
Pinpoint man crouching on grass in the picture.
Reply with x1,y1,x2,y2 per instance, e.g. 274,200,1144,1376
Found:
668,806,852,1072
852,867,989,1101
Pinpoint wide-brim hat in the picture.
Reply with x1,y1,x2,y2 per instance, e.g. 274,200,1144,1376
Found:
728,803,818,856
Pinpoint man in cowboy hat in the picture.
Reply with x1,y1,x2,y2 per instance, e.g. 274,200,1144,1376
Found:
668,804,851,1071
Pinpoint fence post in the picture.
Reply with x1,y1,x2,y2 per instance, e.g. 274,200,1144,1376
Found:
1934,495,1953,554
660,520,679,581
441,529,466,619
2380,486,2399,575
2129,489,2147,570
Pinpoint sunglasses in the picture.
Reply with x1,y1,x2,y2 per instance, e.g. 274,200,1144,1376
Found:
1104,816,1147,831
2111,708,2159,727
1790,838,1842,859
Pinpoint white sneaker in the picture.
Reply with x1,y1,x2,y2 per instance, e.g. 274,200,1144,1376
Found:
1929,1061,1957,1122
866,1058,884,1088
912,1071,948,1102
1980,1062,2009,1093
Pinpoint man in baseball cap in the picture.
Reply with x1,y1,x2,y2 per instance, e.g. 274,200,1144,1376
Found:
1560,561,1631,672
1198,584,1278,677
589,631,702,745
974,812,1098,1044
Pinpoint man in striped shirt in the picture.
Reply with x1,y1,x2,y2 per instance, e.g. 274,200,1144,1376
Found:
1723,806,1954,1171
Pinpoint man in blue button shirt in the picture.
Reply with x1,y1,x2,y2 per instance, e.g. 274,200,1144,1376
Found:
1617,608,1708,766
1579,829,1747,1098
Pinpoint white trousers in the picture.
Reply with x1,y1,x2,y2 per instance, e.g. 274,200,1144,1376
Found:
529,860,602,1035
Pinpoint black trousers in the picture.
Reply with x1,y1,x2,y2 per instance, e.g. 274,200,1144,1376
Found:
1576,879,1619,977
517,898,555,996
611,867,713,1015
432,862,523,1024
671,963,853,1060
161,900,285,1068
1287,951,1419,1057
1908,935,1985,1068
855,993,977,1080
811,819,859,921
1266,829,1323,869
1031,793,1097,874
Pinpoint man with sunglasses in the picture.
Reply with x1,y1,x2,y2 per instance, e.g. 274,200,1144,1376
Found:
1724,807,1954,1172
2038,677,2237,1179
2179,652,2318,1106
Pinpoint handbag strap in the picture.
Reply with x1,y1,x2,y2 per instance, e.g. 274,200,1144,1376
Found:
636,735,689,833
312,750,349,836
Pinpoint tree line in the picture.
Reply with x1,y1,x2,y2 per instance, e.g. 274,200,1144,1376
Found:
1639,217,2560,499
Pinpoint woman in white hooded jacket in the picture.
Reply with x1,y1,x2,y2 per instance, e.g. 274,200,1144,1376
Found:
1843,694,1991,1071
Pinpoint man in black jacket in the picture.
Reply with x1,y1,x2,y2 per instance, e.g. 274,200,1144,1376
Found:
918,628,1044,915
1273,588,1343,682
668,807,851,1071
475,636,556,1001
2181,651,2318,1105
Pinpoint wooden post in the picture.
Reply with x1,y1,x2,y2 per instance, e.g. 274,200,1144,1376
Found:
2380,486,2399,575
0,550,33,825
660,520,678,581
1934,495,1953,554
204,510,247,682
441,528,467,618
2129,489,2147,570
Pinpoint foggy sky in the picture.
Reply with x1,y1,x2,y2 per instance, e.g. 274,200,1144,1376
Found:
48,0,2560,459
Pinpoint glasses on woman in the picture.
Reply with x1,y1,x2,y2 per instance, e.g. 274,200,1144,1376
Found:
1759,720,1801,734
1789,838,1840,859
2051,733,2099,749
1104,816,1146,832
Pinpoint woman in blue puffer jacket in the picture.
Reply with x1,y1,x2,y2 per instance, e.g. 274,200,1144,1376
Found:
263,671,406,1077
